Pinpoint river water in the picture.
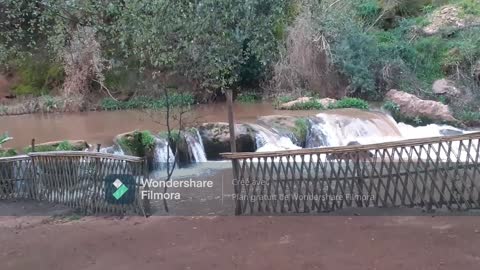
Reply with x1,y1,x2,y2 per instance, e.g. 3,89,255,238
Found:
0,102,465,152
0,103,313,149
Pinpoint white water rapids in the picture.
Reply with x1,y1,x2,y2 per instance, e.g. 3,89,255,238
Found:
110,109,471,165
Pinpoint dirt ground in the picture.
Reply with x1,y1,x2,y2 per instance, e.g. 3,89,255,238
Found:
1,215,480,270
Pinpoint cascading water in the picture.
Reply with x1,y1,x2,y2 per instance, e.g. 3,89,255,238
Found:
248,124,301,152
307,109,403,147
184,128,208,163
100,145,124,155
153,137,175,165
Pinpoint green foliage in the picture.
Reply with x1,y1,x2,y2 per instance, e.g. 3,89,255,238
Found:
24,140,76,153
457,0,480,16
118,130,156,157
457,110,480,126
158,130,181,144
56,141,75,151
293,118,309,142
0,149,17,157
101,93,194,111
236,92,261,103
329,98,370,110
12,59,64,96
289,100,325,110
0,132,13,148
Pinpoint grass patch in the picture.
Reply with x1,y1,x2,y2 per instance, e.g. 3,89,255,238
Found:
0,149,18,158
118,130,156,157
12,59,64,96
289,100,325,110
293,118,309,143
236,92,261,103
457,110,480,126
24,140,76,153
328,98,369,110
101,93,194,111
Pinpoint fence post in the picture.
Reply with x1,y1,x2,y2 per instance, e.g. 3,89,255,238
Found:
226,89,242,215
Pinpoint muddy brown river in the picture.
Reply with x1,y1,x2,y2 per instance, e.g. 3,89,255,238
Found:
0,102,317,149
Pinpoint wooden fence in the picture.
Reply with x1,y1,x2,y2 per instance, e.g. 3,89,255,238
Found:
222,132,480,215
0,152,149,215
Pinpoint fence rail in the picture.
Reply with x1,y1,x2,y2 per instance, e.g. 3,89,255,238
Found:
0,152,149,215
222,132,480,215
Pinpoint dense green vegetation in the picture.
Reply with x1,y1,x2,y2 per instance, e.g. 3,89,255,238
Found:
0,132,16,157
328,98,369,110
24,140,76,153
117,131,156,157
0,0,479,124
101,93,194,111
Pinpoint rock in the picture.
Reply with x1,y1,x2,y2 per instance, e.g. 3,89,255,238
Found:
327,141,373,160
440,129,463,137
279,97,312,110
257,115,309,147
432,79,461,97
35,140,89,151
198,123,256,160
114,130,155,157
278,97,337,110
385,89,458,123
318,98,337,108
422,5,480,36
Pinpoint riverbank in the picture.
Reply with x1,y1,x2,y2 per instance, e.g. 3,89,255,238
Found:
1,215,480,270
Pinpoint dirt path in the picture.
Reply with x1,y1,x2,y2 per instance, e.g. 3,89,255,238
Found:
1,216,480,270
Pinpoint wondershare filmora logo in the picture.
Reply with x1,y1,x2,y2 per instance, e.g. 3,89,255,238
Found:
112,179,129,200
105,174,135,204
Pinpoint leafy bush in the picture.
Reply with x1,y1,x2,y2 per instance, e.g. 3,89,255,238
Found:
101,93,195,111
293,118,309,143
457,110,480,126
56,141,75,151
329,98,369,110
236,92,261,103
118,130,156,157
0,149,17,158
12,59,64,96
24,140,76,153
0,133,12,148
289,100,325,110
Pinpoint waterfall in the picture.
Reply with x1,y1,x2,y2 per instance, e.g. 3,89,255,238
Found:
307,110,403,147
248,124,301,152
100,145,124,155
153,137,175,165
184,128,208,163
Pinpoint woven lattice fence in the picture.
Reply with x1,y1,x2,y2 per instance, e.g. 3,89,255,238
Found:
0,152,149,215
223,132,480,215
0,155,33,200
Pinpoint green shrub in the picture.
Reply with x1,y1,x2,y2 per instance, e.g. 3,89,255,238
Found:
329,98,369,110
273,96,296,108
293,118,309,143
289,100,325,110
101,93,195,111
457,110,480,125
158,130,181,143
457,0,480,16
56,141,75,151
12,59,64,96
0,149,17,158
118,130,156,157
24,140,75,153
236,92,261,103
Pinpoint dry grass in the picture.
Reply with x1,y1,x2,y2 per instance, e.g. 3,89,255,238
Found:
268,5,348,100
